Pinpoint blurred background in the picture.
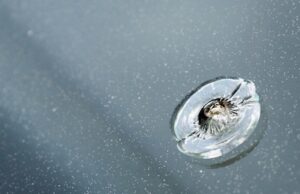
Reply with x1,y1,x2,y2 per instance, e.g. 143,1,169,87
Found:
0,0,299,193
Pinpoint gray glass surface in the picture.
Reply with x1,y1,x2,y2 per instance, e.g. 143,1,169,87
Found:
0,0,299,193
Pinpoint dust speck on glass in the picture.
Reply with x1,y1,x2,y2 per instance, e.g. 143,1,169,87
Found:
171,77,263,165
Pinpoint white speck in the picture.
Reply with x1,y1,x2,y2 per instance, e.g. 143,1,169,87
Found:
297,134,300,141
52,107,57,112
128,113,133,119
27,30,34,36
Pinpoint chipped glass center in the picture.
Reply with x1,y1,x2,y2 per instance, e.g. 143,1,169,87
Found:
171,77,261,162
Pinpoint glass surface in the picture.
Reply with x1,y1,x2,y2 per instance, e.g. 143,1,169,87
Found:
0,0,299,193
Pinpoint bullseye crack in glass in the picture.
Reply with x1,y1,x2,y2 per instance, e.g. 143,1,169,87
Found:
171,77,262,163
